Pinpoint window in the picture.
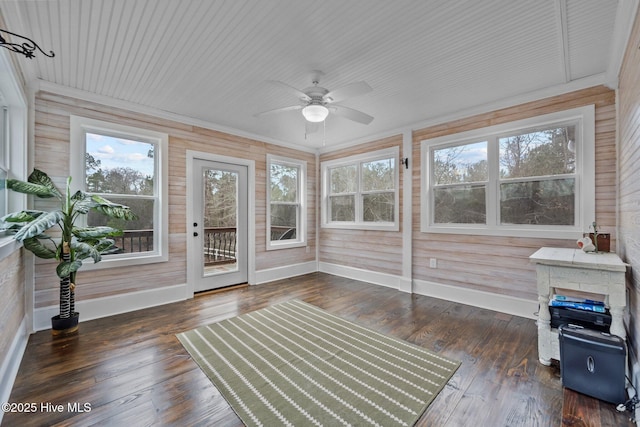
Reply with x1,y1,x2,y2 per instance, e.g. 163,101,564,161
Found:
267,155,306,250
421,106,594,238
70,116,169,267
0,50,28,260
431,140,488,224
322,147,399,231
499,126,576,226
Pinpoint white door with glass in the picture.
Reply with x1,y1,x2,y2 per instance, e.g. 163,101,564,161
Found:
192,159,248,292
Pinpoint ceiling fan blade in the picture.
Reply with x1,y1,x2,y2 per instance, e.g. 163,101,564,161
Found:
323,81,372,103
330,105,374,125
268,80,311,102
254,105,303,117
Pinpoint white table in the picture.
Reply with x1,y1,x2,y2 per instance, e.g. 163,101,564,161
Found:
530,247,629,366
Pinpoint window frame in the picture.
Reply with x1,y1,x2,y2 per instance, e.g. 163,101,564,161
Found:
266,154,307,250
0,104,8,222
321,146,400,231
0,49,28,261
420,105,595,239
70,115,169,268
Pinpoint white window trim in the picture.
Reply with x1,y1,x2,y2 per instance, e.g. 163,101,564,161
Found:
266,154,307,250
321,146,400,231
70,115,169,268
0,49,28,261
420,105,595,239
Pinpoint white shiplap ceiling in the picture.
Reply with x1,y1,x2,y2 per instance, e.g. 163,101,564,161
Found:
0,0,635,150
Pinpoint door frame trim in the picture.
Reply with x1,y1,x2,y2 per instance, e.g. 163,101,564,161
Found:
186,150,256,298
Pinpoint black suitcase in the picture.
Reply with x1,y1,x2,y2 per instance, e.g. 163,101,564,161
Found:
558,324,626,404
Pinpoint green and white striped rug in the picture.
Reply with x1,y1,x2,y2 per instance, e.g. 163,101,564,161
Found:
177,299,460,426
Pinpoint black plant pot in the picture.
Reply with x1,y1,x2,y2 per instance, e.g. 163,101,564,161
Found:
51,312,79,336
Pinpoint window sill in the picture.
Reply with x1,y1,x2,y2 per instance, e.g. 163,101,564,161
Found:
78,252,169,270
422,225,584,240
322,222,399,232
266,240,307,251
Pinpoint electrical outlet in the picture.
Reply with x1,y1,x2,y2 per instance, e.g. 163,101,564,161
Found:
429,258,437,268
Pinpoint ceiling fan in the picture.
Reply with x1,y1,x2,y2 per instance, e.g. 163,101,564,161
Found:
255,71,374,128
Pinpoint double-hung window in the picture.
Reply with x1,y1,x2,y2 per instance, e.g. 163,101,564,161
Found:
70,116,169,267
421,105,594,238
267,155,306,250
322,147,399,231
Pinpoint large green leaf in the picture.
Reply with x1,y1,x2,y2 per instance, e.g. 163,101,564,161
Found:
73,226,123,240
7,179,59,198
72,241,102,263
0,211,47,233
0,210,46,223
13,210,64,241
0,221,25,232
56,260,83,279
95,238,116,253
22,237,57,259
90,195,137,220
27,169,62,199
95,239,119,254
71,191,93,214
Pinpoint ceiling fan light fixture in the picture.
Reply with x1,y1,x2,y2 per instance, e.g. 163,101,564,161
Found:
302,104,329,122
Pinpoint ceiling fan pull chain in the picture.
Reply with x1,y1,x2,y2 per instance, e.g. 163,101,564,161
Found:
323,120,326,147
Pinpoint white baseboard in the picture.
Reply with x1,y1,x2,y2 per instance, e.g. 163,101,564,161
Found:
255,261,318,285
398,276,413,293
318,262,409,290
33,283,188,331
413,278,538,320
318,263,536,319
0,316,29,425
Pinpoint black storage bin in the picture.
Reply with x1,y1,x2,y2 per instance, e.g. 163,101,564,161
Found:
558,324,626,404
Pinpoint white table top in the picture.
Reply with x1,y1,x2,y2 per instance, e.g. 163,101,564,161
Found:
529,247,629,272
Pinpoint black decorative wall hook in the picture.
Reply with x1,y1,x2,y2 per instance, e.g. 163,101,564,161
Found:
0,29,55,59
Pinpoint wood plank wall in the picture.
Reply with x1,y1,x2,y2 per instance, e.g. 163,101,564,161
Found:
618,7,640,367
33,91,316,308
411,86,617,301
0,250,24,359
318,135,404,276
30,85,619,310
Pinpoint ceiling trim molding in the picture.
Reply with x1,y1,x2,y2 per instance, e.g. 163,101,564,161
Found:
605,0,640,89
32,80,318,154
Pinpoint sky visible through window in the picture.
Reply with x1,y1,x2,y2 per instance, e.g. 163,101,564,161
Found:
443,141,487,164
86,133,154,177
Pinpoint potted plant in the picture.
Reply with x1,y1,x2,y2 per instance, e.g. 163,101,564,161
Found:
0,169,135,335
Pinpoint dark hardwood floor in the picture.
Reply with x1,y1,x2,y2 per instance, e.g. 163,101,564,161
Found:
4,273,633,426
